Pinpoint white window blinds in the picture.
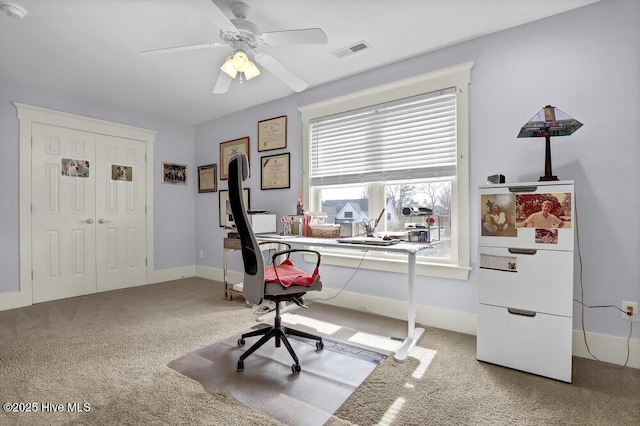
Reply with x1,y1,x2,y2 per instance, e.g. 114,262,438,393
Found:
309,87,457,186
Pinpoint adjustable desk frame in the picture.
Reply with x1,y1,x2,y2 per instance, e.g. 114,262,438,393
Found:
256,235,430,362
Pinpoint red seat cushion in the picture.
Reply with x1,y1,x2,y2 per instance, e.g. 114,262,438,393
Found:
264,258,320,288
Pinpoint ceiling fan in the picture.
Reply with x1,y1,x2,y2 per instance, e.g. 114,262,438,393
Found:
141,0,327,94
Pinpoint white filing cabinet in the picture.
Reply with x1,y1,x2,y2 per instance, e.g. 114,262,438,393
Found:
477,180,575,382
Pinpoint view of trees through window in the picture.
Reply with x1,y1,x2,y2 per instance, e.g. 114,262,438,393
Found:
318,180,453,260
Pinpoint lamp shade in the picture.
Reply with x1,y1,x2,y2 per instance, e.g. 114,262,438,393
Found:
243,61,261,80
517,105,582,182
517,105,582,138
220,56,238,78
220,49,261,82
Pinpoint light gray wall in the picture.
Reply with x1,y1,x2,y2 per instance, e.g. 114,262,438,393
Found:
195,0,640,339
0,79,196,293
1,0,637,342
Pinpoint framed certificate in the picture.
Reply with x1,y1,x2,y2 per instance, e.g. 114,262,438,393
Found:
219,137,249,180
257,115,287,152
197,164,217,193
261,153,290,190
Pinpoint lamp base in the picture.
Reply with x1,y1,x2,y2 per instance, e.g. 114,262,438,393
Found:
539,175,559,182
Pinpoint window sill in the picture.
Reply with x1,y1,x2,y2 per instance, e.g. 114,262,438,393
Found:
305,250,471,281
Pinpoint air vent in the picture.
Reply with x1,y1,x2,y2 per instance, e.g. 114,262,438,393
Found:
332,40,371,59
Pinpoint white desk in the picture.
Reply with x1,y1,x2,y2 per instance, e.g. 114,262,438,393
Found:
257,235,431,362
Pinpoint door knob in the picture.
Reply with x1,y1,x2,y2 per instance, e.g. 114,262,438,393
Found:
81,218,94,224
98,218,112,224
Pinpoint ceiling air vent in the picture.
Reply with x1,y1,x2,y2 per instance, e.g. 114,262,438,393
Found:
332,40,371,59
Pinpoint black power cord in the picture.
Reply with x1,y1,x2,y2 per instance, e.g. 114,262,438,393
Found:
573,299,632,316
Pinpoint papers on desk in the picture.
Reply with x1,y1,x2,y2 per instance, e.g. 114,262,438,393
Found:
337,236,401,246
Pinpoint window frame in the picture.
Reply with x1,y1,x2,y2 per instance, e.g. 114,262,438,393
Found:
299,62,473,280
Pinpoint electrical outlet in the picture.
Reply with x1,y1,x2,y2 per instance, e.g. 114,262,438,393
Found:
621,301,638,321
199,249,204,258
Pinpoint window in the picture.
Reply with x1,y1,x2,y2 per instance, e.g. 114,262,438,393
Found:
299,62,473,280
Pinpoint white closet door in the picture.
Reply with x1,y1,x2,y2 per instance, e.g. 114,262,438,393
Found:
31,124,147,303
95,134,147,292
32,123,97,303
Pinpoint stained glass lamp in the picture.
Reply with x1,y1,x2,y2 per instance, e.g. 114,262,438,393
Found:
517,105,582,181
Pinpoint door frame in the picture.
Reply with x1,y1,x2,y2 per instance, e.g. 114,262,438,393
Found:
15,102,156,307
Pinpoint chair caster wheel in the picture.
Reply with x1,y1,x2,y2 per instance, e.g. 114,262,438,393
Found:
237,338,245,347
316,341,324,350
291,363,301,374
237,360,244,372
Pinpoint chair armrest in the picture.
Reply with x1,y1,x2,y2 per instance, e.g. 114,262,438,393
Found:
271,249,321,269
259,241,291,253
259,241,292,265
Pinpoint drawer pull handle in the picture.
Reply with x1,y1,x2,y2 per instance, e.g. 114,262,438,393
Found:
508,185,538,193
508,308,537,317
508,248,537,255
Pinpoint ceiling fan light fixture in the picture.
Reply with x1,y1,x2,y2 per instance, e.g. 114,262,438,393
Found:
231,49,250,72
243,61,261,80
220,56,238,78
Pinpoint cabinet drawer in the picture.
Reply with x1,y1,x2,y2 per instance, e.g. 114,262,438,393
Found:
476,303,572,382
224,238,242,250
479,181,574,251
478,246,573,316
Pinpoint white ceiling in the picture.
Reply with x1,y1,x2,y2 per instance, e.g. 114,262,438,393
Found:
0,0,599,125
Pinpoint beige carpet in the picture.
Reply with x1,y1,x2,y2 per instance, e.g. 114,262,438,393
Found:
168,325,385,426
1,277,639,425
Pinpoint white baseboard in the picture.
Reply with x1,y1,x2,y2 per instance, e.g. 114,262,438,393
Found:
195,265,242,285
150,265,196,284
573,329,640,369
0,291,23,312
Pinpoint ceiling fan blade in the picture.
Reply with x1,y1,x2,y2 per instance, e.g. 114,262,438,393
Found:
192,0,238,35
253,53,308,92
213,71,233,94
261,28,328,46
141,42,224,55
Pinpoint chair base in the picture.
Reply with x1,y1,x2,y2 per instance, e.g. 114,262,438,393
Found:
236,301,323,374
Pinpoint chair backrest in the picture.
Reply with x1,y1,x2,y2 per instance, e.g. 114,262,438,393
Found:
228,154,265,305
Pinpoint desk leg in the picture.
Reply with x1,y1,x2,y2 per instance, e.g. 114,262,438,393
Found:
394,252,425,362
223,249,231,300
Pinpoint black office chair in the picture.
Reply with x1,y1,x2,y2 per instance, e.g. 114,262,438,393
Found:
227,154,324,374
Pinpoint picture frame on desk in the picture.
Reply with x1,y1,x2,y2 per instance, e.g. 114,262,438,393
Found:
219,137,249,180
219,188,250,228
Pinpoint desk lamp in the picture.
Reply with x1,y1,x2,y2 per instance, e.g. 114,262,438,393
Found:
517,105,582,181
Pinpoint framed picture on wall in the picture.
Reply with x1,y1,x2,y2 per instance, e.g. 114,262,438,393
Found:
219,188,250,228
162,162,187,185
257,115,287,152
197,164,217,193
219,137,249,180
261,152,290,190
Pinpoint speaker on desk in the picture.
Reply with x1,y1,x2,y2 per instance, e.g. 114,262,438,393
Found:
487,174,505,184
